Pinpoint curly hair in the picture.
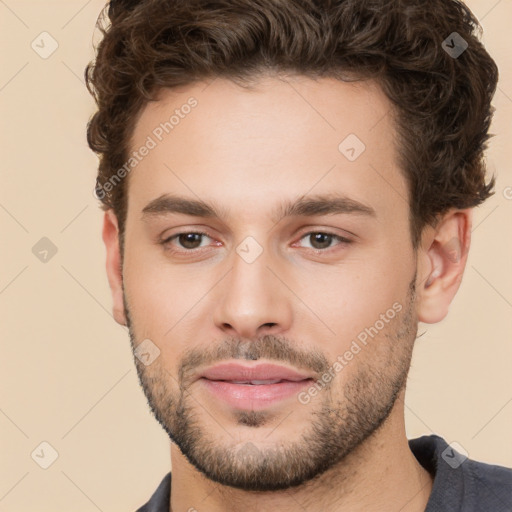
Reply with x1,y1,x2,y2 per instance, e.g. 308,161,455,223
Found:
85,0,498,253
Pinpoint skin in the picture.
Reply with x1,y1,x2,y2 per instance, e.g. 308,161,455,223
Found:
102,74,472,511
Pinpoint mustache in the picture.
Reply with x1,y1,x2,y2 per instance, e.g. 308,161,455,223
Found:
178,334,330,386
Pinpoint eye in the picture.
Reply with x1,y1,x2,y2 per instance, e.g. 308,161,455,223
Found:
294,231,352,252
161,231,214,252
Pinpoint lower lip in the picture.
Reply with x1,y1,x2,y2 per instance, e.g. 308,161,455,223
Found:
199,378,313,410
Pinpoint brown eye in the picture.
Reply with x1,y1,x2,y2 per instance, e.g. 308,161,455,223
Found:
161,231,212,252
309,233,334,250
177,233,204,249
296,231,352,252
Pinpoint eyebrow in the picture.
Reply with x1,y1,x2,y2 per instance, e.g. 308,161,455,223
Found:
141,193,376,224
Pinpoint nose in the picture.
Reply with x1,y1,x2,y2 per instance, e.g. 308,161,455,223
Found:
212,243,293,340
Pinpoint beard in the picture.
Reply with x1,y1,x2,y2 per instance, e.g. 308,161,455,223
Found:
124,273,418,492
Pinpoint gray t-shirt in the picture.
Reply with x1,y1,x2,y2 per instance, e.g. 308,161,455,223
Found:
136,434,512,511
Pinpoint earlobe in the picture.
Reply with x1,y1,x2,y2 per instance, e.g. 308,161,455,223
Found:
416,209,472,324
102,210,128,326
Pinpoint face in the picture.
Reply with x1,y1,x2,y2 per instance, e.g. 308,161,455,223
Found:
116,75,421,491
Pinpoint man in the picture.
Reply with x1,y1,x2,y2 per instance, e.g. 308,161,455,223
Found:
85,0,512,510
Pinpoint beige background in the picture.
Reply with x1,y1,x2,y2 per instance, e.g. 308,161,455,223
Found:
0,1,511,510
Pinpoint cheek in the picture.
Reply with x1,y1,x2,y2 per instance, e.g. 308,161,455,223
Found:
122,246,215,350
309,256,410,346
354,235,413,304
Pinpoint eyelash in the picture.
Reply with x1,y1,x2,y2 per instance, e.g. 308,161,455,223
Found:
160,230,353,255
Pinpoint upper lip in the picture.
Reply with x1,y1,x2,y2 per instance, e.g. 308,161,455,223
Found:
199,363,315,382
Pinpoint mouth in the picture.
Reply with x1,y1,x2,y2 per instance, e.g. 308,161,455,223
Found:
197,362,315,410
208,379,306,385
199,362,315,382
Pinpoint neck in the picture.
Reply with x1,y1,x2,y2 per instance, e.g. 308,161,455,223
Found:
169,391,433,512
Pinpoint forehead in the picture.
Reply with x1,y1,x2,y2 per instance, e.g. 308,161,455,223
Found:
127,75,408,225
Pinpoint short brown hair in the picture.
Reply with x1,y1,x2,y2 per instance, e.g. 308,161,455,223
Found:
85,0,498,253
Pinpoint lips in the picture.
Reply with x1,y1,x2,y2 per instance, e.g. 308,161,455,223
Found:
198,363,315,410
199,362,314,384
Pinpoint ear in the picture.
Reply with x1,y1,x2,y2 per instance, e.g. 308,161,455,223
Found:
415,208,473,324
102,209,128,326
